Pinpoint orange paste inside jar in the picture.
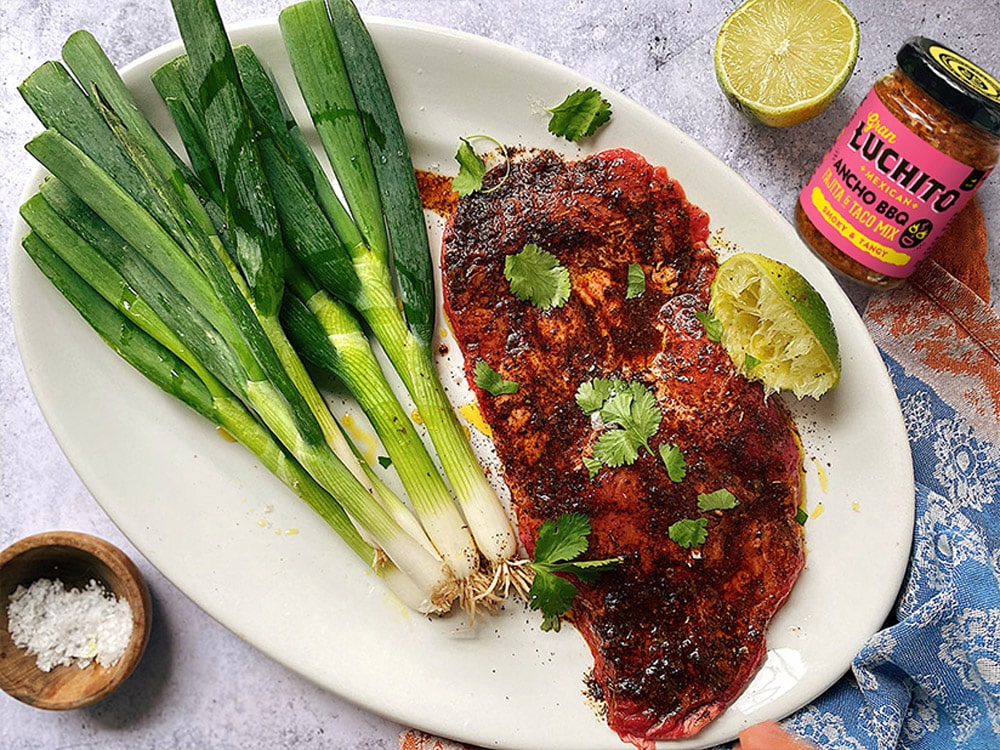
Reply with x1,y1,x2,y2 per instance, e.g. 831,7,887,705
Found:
796,37,1000,288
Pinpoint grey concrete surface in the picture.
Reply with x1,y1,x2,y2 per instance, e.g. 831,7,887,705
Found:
2,1,998,748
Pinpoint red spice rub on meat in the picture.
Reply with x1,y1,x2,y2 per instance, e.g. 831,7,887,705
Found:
441,148,804,745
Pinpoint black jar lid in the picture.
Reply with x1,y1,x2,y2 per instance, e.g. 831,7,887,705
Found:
897,37,1000,136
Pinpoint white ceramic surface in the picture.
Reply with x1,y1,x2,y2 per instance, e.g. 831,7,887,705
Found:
9,19,913,750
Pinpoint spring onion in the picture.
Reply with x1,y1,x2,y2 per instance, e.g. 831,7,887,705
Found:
152,44,478,587
19,5,457,613
280,0,519,577
282,270,480,582
19,196,427,612
17,0,541,616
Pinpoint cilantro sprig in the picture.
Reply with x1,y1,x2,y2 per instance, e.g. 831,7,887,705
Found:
473,359,519,396
504,243,571,310
547,88,613,142
576,377,662,475
451,134,509,196
528,513,621,632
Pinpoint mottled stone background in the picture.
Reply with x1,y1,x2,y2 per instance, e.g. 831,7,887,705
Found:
2,1,998,748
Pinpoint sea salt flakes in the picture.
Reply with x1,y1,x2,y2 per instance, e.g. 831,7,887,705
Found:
6,577,133,672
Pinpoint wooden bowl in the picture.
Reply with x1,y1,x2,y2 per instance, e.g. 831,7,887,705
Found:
0,531,152,709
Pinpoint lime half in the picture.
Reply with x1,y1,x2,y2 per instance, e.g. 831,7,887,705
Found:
714,0,859,127
711,253,841,399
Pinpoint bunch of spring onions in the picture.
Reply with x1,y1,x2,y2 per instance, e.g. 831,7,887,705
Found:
18,0,522,615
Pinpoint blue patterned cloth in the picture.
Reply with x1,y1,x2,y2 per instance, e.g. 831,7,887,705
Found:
771,262,1000,750
783,354,1000,749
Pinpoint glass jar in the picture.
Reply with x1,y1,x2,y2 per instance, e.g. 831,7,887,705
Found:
795,37,1000,288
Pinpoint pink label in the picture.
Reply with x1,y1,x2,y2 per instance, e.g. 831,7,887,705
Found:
799,89,991,278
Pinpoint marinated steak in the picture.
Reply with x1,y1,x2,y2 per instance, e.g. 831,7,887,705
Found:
441,149,805,745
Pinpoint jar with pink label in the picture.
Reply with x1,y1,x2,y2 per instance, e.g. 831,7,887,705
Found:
795,37,1000,288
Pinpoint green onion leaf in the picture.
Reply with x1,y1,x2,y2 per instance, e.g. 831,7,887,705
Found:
170,0,286,319
325,0,437,348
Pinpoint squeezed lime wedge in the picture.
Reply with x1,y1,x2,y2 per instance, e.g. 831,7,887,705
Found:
711,253,841,399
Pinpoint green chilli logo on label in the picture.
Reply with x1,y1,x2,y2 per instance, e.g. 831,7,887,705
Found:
930,45,1000,103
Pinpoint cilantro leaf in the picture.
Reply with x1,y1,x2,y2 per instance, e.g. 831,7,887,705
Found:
697,488,739,511
504,244,571,310
669,518,708,548
528,513,621,632
744,353,761,370
451,138,486,196
598,386,636,427
659,444,687,483
623,385,660,446
529,572,579,632
695,309,723,342
593,427,641,467
583,455,604,478
626,263,646,299
533,513,591,563
575,377,614,414
473,359,519,396
547,87,613,142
